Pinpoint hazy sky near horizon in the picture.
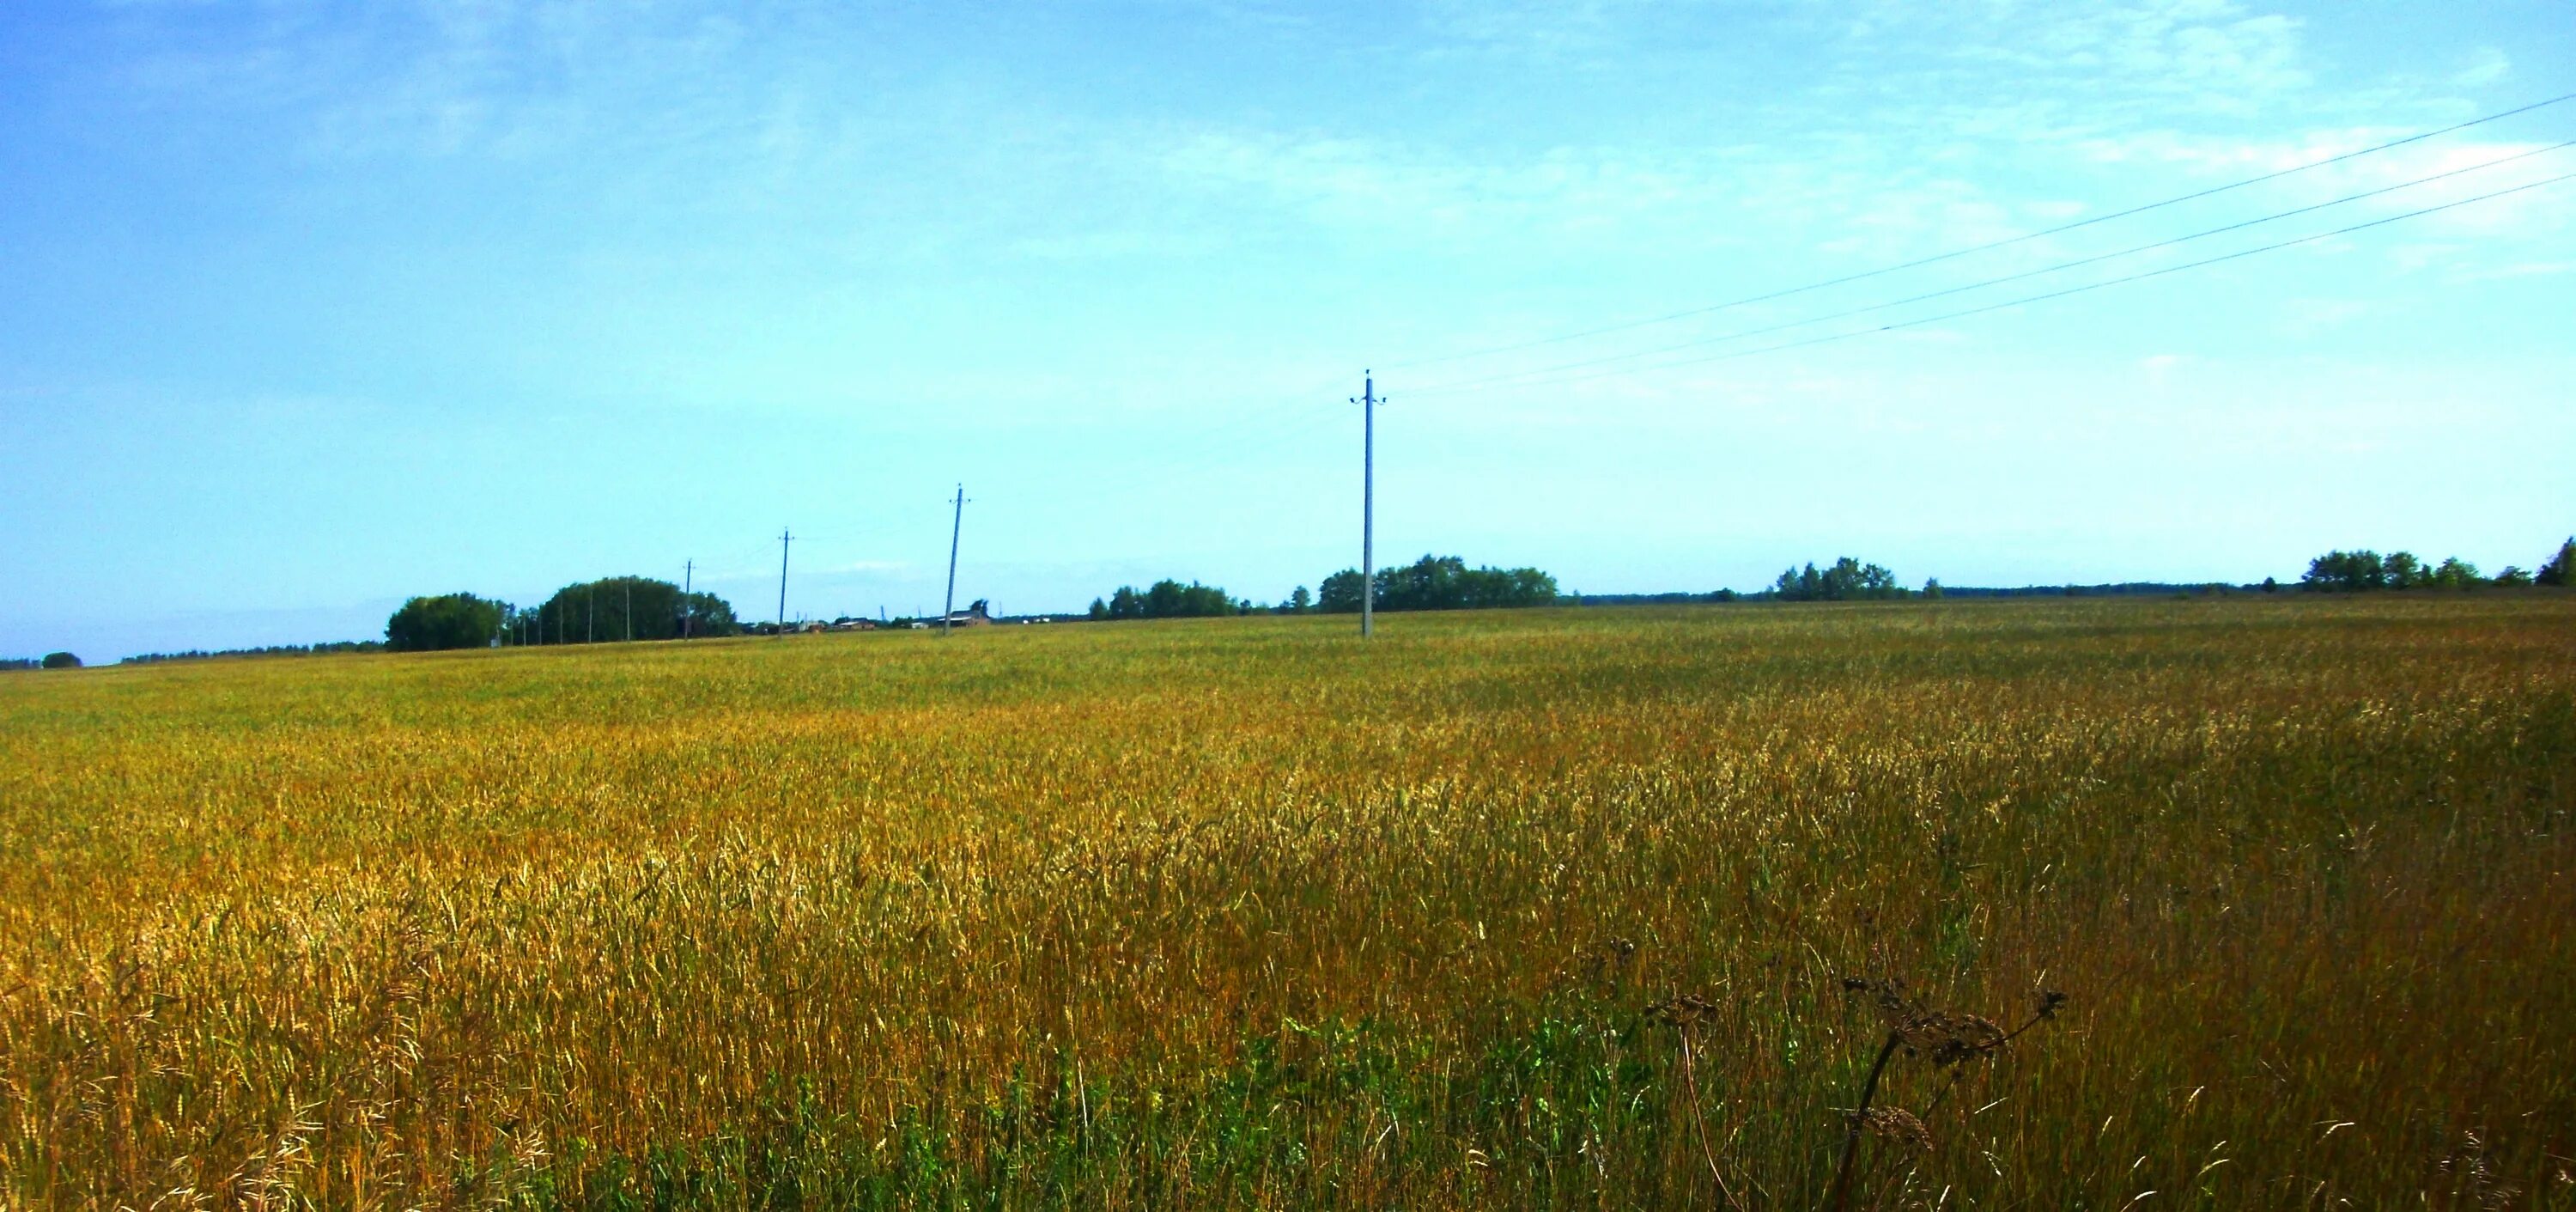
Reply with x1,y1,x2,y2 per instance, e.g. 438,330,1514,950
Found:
4,0,2573,659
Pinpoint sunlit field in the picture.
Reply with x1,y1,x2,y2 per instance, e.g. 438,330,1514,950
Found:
3,597,2571,1209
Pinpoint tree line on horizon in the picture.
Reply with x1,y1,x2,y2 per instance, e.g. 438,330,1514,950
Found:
385,577,745,652
121,641,385,665
1079,535,2576,624
2301,537,2574,592
19,535,2572,667
1089,555,1561,622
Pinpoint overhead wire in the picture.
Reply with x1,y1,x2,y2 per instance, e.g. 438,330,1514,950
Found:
1426,169,2576,395
1406,137,2576,396
1382,89,2576,372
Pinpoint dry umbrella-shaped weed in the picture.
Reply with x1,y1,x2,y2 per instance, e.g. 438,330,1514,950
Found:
1649,993,1747,1212
1825,979,2067,1212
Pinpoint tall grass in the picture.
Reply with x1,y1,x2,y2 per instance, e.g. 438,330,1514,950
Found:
2,596,2570,1208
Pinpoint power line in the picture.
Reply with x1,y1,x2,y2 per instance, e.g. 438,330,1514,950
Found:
1453,169,2576,393
1409,138,2576,396
1384,89,2576,372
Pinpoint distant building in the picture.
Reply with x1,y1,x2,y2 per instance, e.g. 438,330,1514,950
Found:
939,599,993,627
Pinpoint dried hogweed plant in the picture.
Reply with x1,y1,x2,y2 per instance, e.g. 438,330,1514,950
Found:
1825,978,2068,1212
1650,991,1748,1212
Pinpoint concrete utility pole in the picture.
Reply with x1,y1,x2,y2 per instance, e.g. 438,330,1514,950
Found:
776,528,793,634
1353,371,1383,638
682,560,695,639
942,484,969,637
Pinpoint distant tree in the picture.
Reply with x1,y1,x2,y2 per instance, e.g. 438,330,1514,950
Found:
1088,597,1111,621
121,641,385,665
40,651,81,669
2429,557,2483,590
1772,557,1905,602
1095,579,1236,620
1923,578,1943,600
2301,550,2387,592
1287,586,1312,613
2538,537,2576,588
1315,555,1558,613
2262,576,2281,593
386,593,507,651
1316,569,1368,613
529,577,738,643
2494,565,2533,587
2383,551,2425,589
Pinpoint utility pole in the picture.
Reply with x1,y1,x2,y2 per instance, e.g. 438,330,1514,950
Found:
777,528,793,635
1353,371,1383,638
683,559,695,640
942,484,969,636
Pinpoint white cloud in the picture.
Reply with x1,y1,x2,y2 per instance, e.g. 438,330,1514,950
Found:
2445,259,2576,283
2453,47,2511,88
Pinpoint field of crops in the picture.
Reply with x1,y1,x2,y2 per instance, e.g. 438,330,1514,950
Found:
3,596,2571,1209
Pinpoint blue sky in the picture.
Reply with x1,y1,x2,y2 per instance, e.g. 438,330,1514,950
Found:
3,1,2572,659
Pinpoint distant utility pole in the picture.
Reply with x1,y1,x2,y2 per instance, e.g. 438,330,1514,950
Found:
1353,371,1384,638
942,484,970,637
777,528,793,634
943,484,969,634
683,560,695,639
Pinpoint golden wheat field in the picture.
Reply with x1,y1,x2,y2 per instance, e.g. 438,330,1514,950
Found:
3,596,2572,1209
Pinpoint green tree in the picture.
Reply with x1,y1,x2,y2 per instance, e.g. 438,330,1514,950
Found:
2383,551,2425,588
2301,550,2386,592
1772,557,1905,601
40,651,81,669
1094,580,1236,620
386,593,507,652
1286,586,1312,613
1316,569,1368,613
2538,537,2576,588
1315,556,1557,613
2429,557,2482,589
530,577,739,643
